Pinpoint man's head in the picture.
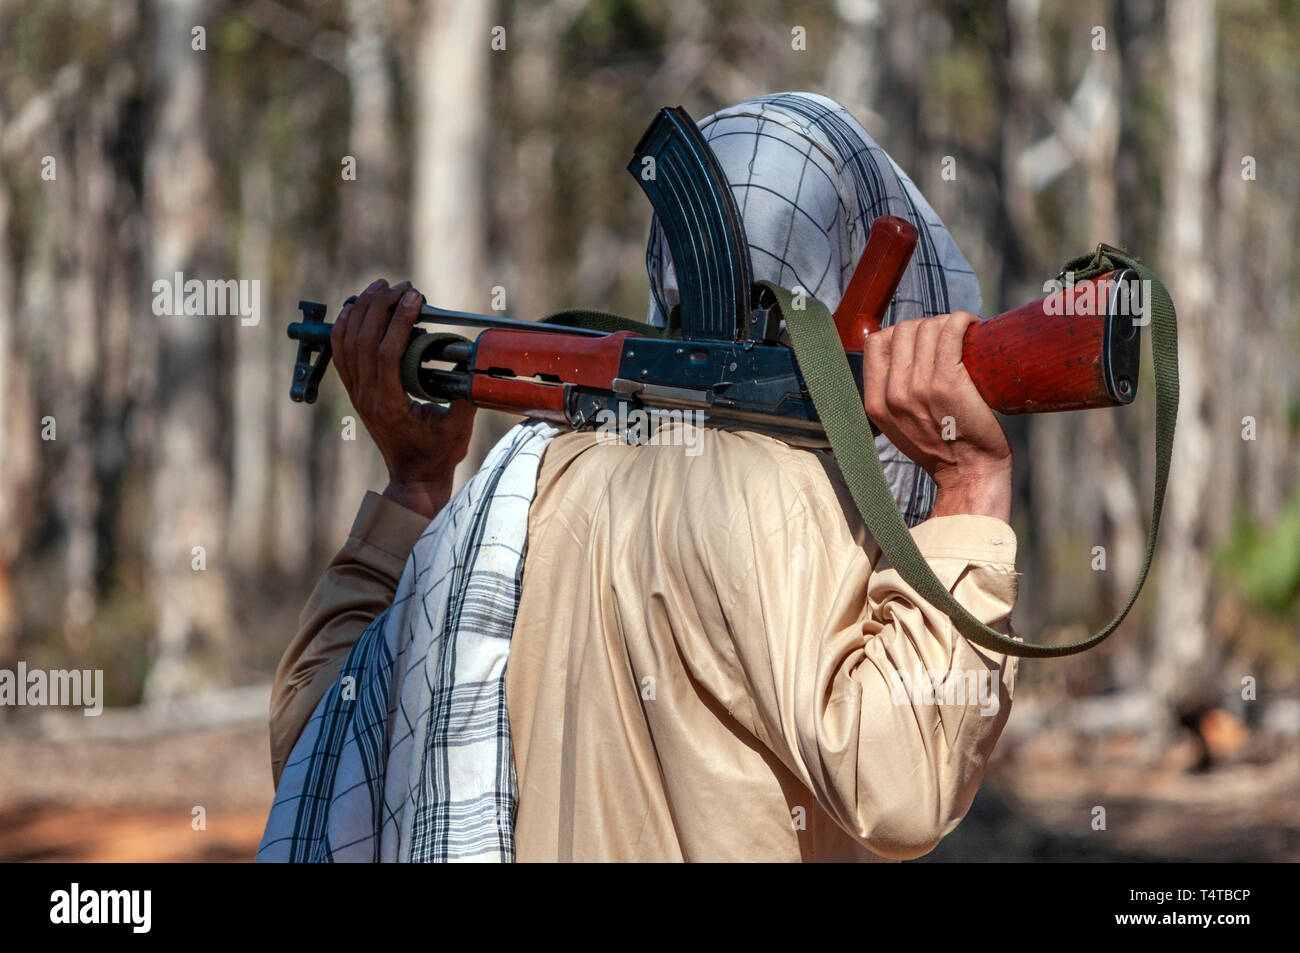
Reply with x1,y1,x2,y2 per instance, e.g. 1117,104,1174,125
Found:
643,92,982,525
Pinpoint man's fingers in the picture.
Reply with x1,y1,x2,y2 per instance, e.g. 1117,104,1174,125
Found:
913,316,943,392
356,282,410,393
357,283,407,352
937,310,980,372
378,288,421,364
863,324,892,420
377,288,422,403
331,301,354,389
884,318,919,413
345,278,387,358
443,397,477,439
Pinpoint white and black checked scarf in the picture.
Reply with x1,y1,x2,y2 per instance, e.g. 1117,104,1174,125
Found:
258,92,981,862
646,92,982,525
258,421,558,862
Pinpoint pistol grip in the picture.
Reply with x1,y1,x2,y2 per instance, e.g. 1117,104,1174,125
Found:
833,215,918,351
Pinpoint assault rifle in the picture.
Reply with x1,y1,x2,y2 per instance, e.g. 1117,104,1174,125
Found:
287,106,1177,660
287,107,1144,444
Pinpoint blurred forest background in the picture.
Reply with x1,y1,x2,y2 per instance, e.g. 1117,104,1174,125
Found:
0,0,1297,861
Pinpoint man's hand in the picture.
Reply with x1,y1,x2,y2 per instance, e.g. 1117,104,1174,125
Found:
862,311,1012,522
331,278,477,520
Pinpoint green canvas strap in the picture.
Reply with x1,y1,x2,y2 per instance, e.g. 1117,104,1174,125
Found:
762,244,1179,659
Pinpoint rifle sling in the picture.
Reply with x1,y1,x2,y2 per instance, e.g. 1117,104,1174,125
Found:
763,243,1178,658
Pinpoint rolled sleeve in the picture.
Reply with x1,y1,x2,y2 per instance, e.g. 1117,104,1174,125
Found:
725,481,1022,860
268,491,430,786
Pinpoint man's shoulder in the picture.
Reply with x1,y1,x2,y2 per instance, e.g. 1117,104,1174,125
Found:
546,423,829,479
538,423,848,523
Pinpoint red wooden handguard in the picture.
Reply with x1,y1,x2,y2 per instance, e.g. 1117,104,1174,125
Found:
469,329,639,423
838,216,1141,414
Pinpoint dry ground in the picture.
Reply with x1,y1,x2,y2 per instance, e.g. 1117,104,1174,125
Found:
1,690,1295,862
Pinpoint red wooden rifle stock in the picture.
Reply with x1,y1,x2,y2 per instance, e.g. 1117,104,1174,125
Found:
837,216,1140,415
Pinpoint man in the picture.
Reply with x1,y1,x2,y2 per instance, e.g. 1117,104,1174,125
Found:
262,93,1019,862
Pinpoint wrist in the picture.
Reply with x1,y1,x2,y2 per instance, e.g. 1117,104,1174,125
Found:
930,458,1013,521
382,472,454,521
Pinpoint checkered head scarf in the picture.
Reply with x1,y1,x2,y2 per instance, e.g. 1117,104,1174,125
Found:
644,92,982,526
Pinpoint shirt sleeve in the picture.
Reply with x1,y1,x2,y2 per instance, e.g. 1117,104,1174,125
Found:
720,468,1022,860
268,490,430,787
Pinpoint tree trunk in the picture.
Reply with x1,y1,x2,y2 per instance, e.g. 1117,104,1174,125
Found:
143,0,231,700
57,103,109,646
1079,9,1145,688
328,0,397,543
228,129,274,570
410,0,502,486
1151,0,1217,712
0,129,19,660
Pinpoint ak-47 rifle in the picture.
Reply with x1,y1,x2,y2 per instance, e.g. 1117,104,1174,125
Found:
287,107,1143,441
286,105,1178,660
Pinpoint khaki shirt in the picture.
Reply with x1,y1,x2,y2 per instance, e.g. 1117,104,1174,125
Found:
270,426,1021,862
